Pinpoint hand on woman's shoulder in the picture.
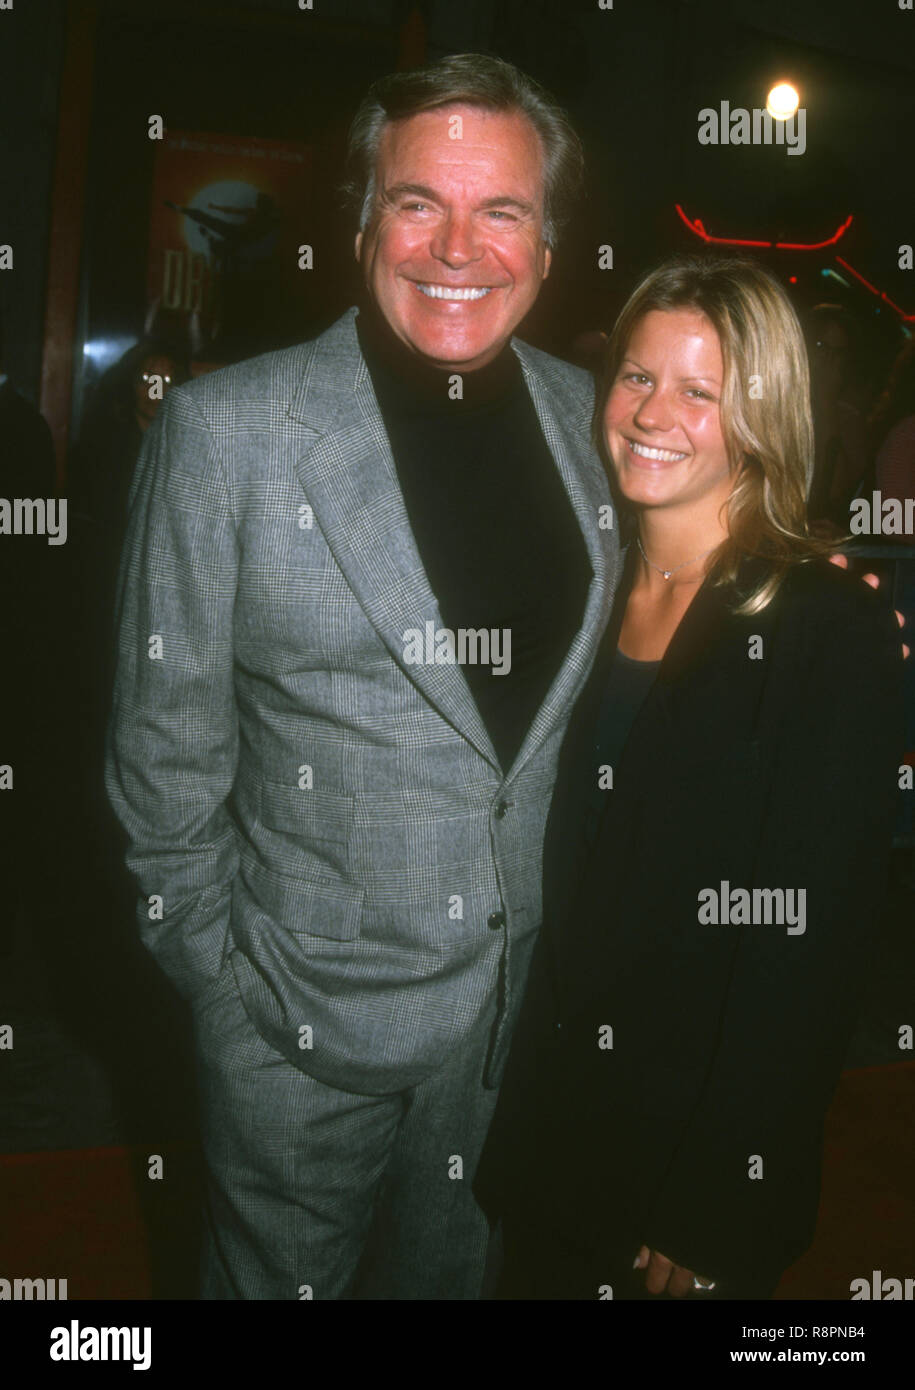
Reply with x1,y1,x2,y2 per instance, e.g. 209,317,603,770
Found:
778,556,896,630
767,557,903,698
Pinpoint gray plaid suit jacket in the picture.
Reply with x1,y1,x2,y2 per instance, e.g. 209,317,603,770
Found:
105,307,621,1094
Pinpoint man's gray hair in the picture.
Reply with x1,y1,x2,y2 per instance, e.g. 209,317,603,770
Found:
341,52,584,249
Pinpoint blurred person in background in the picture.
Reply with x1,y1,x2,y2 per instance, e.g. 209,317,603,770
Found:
71,338,190,556
0,306,58,953
804,304,870,528
0,307,56,498
68,337,190,815
872,339,915,529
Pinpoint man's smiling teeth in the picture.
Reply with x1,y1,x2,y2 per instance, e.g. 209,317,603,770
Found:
415,284,492,300
628,439,687,462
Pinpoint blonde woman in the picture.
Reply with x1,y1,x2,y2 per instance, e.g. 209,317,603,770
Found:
475,253,904,1300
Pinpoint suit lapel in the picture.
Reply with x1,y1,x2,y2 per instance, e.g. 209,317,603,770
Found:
502,342,619,784
289,309,500,767
288,310,620,779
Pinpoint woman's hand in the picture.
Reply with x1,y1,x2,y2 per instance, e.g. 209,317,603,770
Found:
828,552,909,657
633,1244,716,1297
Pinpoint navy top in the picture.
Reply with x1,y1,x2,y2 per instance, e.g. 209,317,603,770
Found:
581,647,661,848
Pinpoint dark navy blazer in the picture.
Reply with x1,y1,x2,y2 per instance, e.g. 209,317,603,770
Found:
475,548,904,1287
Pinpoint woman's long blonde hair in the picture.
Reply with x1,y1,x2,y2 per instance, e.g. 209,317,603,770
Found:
593,252,835,614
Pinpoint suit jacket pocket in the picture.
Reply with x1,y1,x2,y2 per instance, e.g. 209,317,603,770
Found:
258,780,355,880
241,856,364,941
260,780,354,843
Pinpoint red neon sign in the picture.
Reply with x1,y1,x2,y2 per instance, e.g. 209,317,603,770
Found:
835,257,915,323
676,206,914,323
675,205,853,250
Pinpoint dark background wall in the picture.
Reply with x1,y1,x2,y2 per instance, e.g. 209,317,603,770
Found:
2,0,912,422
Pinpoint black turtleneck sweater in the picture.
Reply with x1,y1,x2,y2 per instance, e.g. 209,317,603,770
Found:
356,301,592,774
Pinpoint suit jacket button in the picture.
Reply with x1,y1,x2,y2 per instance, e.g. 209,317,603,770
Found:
494,800,509,819
487,910,506,930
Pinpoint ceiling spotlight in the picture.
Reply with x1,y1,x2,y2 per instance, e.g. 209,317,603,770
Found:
767,82,800,120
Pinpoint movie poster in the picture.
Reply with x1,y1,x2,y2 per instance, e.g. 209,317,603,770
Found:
146,129,313,360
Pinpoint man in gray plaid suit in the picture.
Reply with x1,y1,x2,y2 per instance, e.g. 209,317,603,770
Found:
105,53,620,1299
